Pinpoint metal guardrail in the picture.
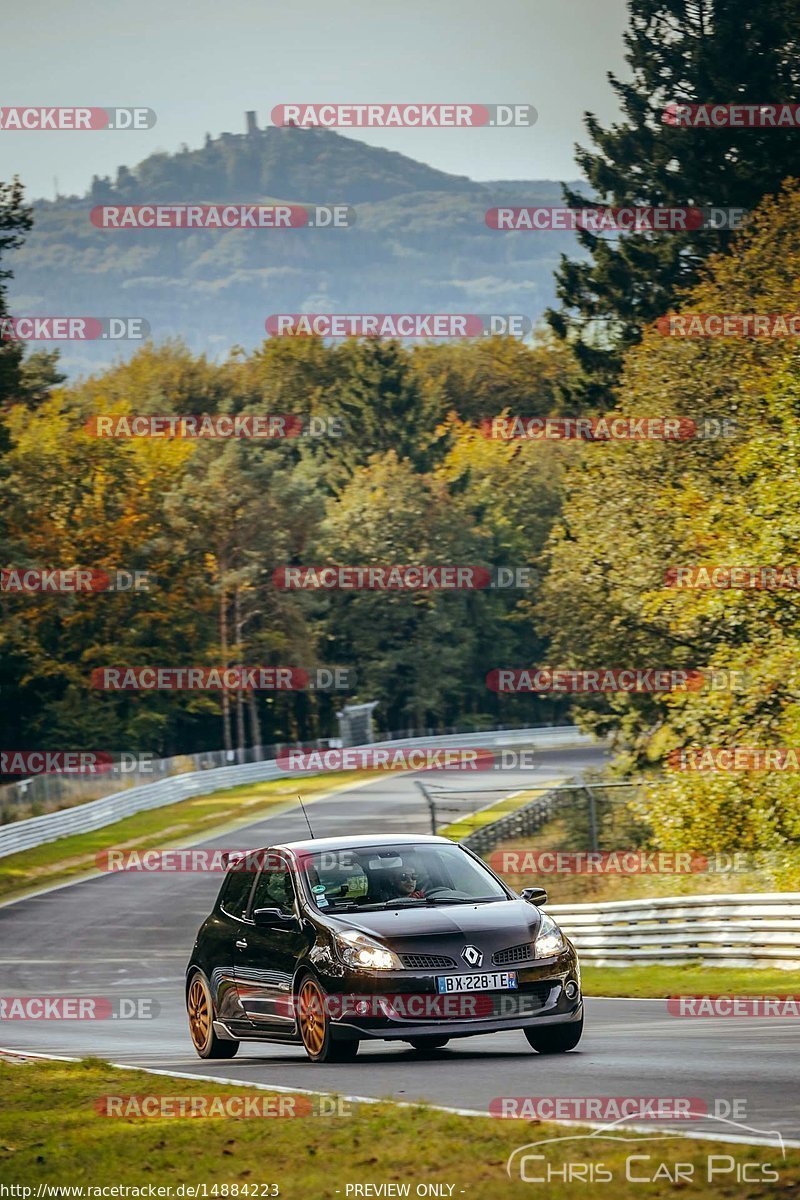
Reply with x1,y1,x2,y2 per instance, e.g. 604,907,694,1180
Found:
0,721,570,811
0,759,286,859
0,725,592,859
0,742,327,811
548,892,800,968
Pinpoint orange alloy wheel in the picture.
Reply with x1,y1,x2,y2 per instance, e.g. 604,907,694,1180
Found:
188,976,211,1053
299,977,328,1056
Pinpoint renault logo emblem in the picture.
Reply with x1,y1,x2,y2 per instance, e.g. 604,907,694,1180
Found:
462,945,483,967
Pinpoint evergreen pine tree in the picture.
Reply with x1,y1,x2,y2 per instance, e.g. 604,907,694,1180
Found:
547,0,800,405
0,177,33,406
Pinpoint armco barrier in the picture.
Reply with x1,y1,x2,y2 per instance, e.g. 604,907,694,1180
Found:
461,784,574,853
0,726,594,859
548,892,800,969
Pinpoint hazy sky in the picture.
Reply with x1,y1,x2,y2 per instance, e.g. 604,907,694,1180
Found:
2,0,630,199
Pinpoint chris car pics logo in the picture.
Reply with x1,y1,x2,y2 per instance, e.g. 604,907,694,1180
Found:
506,1113,785,1184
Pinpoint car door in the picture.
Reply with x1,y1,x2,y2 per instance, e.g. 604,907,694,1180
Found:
207,860,260,1036
234,853,309,1032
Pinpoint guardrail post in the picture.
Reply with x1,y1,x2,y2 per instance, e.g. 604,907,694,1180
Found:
583,782,599,852
415,780,437,835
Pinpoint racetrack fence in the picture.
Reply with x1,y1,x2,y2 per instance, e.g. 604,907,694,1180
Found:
0,725,593,859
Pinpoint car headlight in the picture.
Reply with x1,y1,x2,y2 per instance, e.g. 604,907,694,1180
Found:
334,930,400,971
534,911,566,958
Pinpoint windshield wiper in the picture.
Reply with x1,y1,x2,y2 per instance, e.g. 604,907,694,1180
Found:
363,895,502,908
322,896,505,912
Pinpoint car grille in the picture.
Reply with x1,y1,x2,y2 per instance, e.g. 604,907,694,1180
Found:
400,952,457,970
425,981,557,1022
375,979,560,1023
493,942,535,966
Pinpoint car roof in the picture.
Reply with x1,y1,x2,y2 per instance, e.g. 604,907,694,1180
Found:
268,833,456,856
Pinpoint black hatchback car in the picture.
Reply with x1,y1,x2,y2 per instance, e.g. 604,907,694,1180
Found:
185,834,583,1062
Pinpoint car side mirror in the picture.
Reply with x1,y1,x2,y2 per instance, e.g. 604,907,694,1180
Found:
252,907,296,928
521,886,548,906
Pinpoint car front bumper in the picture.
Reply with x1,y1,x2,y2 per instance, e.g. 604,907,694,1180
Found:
319,947,582,1041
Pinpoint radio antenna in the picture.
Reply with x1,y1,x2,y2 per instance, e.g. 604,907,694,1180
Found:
297,794,315,839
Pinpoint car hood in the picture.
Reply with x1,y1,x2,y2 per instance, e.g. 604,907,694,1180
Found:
335,898,542,951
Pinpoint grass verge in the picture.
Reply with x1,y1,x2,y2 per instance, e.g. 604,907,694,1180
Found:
0,1058,796,1198
0,772,378,905
581,963,799,998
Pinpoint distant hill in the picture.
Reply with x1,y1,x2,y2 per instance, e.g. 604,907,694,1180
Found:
8,114,587,376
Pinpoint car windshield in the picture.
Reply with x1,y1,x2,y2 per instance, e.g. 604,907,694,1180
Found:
298,843,508,911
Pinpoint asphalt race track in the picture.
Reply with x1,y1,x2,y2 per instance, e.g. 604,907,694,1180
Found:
2,744,799,1147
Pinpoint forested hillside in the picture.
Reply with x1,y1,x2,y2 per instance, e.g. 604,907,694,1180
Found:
8,117,584,376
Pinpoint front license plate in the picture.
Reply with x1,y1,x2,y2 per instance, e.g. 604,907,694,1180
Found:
436,971,518,993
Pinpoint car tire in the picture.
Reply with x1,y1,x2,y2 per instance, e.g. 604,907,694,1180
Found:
524,1015,584,1054
296,974,360,1063
407,1037,450,1052
187,972,240,1059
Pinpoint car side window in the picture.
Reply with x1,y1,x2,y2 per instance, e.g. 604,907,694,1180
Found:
250,860,296,917
219,864,256,919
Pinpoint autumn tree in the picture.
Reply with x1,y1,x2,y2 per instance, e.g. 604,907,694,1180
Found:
539,181,800,873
